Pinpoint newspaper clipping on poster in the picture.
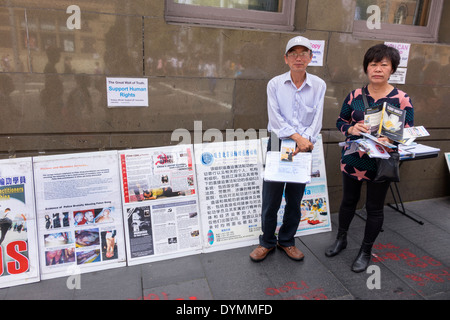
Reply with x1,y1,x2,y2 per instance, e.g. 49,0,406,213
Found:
195,140,263,252
119,145,202,265
33,151,127,280
274,135,332,236
0,158,40,288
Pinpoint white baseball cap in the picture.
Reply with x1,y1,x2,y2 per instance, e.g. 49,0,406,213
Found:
285,36,312,55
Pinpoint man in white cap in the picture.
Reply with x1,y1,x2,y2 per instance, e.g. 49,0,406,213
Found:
250,36,326,262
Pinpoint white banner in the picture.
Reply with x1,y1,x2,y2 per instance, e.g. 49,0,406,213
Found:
33,151,127,280
0,158,40,288
118,145,202,265
195,140,263,252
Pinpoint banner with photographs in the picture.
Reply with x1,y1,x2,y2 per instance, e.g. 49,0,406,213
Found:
118,145,202,266
195,140,263,252
0,158,40,288
276,135,332,236
33,151,127,280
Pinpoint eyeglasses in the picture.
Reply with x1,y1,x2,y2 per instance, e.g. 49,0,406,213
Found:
287,51,310,59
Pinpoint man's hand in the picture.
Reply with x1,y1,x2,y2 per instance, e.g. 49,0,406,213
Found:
290,133,314,155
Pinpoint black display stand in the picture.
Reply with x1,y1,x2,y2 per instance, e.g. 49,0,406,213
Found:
355,151,439,227
386,152,439,225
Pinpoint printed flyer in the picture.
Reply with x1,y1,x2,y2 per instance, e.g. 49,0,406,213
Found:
0,157,40,288
33,151,127,280
119,145,202,265
195,139,264,252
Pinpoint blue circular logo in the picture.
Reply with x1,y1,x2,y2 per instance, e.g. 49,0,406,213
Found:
201,152,214,166
207,230,214,245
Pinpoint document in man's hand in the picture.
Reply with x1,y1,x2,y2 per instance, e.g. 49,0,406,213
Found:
263,151,312,184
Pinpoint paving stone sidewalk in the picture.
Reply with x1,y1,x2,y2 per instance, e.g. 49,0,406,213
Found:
1,197,449,300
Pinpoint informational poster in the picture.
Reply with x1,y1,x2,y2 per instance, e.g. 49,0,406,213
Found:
275,135,332,236
446,153,450,173
385,42,411,68
310,40,325,67
106,77,149,107
195,140,263,252
0,158,40,288
119,145,202,265
389,68,408,85
385,42,411,84
33,151,127,280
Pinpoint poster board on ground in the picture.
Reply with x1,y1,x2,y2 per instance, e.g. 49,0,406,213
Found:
33,151,127,280
271,135,332,236
195,139,263,252
118,145,202,266
0,158,40,288
445,153,450,173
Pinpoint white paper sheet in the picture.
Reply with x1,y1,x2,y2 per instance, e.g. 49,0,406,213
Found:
264,151,312,184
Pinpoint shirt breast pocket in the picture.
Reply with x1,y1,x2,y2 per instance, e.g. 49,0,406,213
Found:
298,105,316,126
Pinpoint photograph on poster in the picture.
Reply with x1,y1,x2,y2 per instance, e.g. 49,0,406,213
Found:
0,158,40,288
33,151,126,280
122,148,195,204
127,205,154,258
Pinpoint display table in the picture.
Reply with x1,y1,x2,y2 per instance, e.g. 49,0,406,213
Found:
356,144,440,227
388,147,440,224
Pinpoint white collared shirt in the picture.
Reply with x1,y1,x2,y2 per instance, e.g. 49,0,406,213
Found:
267,71,326,144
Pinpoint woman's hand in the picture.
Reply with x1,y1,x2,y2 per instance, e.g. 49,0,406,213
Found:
348,123,370,136
377,136,395,148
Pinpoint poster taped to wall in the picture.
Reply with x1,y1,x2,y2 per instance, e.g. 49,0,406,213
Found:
195,139,263,252
118,145,202,265
0,158,40,288
273,135,332,236
33,151,127,280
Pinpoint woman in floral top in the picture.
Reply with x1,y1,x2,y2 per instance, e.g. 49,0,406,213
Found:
325,44,414,272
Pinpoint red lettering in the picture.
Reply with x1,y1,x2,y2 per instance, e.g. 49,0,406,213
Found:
422,256,442,267
6,241,29,275
265,281,309,296
0,246,3,276
144,293,160,300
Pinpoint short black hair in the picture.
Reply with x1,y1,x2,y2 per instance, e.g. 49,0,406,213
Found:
363,44,401,74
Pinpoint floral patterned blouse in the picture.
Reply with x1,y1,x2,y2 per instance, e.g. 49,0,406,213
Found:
336,86,414,182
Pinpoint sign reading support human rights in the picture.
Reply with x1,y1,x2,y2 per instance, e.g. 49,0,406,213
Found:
106,78,149,107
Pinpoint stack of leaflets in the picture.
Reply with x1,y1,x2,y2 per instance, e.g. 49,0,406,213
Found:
400,126,430,145
398,143,440,160
340,139,391,159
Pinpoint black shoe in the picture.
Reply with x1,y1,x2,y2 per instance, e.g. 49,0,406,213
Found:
325,231,347,257
351,242,373,273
